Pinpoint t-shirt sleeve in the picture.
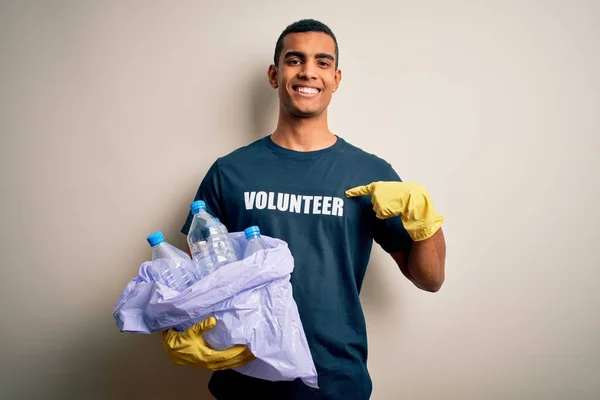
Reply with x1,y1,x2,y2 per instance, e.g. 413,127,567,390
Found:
181,160,225,235
372,165,413,254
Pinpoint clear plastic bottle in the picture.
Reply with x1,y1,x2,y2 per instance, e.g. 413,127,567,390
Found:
147,231,196,291
214,217,229,242
189,239,215,280
243,226,269,258
208,219,238,268
187,200,237,277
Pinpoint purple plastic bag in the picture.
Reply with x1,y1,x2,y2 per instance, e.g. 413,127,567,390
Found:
113,232,318,389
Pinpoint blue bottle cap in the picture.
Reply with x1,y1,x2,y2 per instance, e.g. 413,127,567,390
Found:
147,231,165,247
244,226,261,239
190,200,206,215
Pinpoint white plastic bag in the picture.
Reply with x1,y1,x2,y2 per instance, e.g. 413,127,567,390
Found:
113,232,318,389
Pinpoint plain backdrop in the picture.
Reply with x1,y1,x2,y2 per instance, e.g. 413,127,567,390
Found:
1,1,599,399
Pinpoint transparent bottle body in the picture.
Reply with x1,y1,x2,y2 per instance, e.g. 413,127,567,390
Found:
243,235,269,258
187,209,237,276
208,224,238,267
151,241,196,291
187,209,213,254
190,240,217,279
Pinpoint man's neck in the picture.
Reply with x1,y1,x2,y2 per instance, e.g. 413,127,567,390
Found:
271,108,337,152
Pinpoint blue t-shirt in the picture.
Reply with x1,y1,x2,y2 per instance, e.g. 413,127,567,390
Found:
182,135,412,400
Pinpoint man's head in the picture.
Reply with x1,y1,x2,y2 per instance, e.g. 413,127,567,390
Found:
273,19,339,69
268,19,342,119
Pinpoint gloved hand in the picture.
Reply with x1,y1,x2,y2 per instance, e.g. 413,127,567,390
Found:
160,316,256,371
345,181,444,241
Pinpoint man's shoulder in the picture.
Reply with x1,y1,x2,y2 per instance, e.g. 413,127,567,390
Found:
214,137,269,166
338,136,395,171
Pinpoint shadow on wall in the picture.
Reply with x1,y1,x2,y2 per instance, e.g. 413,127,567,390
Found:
248,63,278,141
51,321,214,400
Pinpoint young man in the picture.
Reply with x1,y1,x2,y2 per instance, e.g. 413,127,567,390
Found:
160,19,446,400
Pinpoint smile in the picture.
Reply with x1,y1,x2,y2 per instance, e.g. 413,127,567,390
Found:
293,86,321,97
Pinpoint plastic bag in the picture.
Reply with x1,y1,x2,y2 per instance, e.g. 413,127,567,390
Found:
113,232,318,389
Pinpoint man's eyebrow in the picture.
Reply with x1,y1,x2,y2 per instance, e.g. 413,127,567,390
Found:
315,53,335,61
284,51,305,59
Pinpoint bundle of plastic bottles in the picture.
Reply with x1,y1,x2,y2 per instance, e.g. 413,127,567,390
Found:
113,200,318,388
146,200,268,293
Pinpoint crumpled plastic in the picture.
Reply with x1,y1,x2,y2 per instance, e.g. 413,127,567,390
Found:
113,232,318,389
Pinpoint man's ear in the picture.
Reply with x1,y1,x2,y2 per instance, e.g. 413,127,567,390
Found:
267,64,278,89
332,69,342,93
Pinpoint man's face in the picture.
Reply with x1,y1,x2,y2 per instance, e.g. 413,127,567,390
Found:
268,32,341,118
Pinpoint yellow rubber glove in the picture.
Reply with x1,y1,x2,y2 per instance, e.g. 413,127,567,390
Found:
160,316,256,371
345,181,444,241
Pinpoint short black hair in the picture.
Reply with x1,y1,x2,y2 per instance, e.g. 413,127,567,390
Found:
274,19,339,69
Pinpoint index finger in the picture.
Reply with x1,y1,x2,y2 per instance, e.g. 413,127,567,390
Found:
345,184,372,198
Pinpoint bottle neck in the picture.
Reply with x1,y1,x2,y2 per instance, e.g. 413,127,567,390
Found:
153,242,178,259
194,208,210,216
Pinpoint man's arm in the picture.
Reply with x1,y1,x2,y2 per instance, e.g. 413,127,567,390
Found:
345,180,446,292
392,228,446,292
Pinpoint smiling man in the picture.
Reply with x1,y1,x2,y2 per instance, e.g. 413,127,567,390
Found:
270,30,340,122
159,19,446,400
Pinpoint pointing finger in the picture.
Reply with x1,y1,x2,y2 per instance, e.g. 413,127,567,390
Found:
345,184,372,198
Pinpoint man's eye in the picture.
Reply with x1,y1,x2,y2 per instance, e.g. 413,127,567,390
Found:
318,61,331,68
287,59,301,65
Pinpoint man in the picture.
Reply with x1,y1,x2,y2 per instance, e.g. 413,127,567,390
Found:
160,19,446,399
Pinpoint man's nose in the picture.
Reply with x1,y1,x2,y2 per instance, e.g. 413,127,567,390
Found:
298,62,318,80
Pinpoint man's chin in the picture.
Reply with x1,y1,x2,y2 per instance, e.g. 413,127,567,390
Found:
289,107,322,119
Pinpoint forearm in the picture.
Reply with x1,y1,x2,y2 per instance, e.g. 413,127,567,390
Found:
407,228,446,292
347,179,446,291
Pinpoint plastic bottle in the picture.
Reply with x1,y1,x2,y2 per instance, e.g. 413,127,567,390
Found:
208,219,238,268
213,218,228,236
243,226,269,258
146,231,196,291
186,201,217,279
187,200,237,277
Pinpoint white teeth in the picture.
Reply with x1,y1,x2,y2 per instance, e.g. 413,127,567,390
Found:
296,87,319,94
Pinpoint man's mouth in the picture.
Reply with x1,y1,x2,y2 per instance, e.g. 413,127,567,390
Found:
293,86,321,97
